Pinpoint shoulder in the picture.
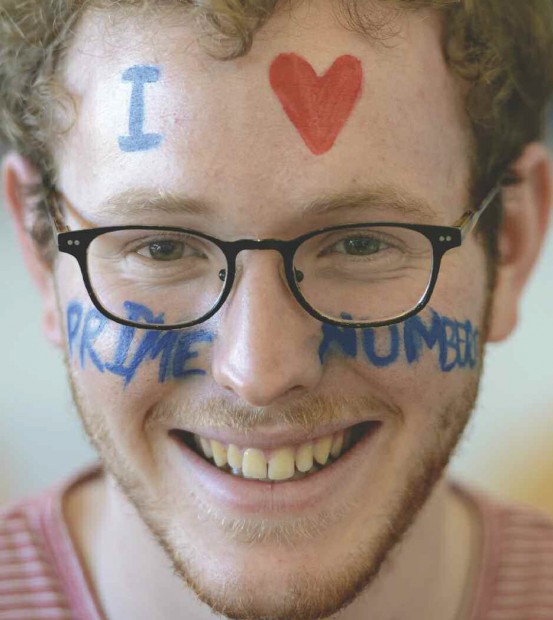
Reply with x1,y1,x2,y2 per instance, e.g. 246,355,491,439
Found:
0,463,102,619
452,479,553,620
0,490,72,618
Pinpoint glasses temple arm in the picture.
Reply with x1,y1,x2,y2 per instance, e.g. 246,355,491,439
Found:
45,187,70,233
455,183,500,240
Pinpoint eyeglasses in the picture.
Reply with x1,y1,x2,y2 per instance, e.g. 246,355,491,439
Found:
47,179,508,331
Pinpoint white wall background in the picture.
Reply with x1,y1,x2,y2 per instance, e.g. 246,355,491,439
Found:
1,132,553,510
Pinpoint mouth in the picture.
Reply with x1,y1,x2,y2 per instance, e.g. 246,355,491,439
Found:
170,421,378,483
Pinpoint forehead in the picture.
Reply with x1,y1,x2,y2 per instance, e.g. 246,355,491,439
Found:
57,2,471,227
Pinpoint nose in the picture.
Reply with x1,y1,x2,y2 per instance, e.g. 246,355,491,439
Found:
211,251,324,407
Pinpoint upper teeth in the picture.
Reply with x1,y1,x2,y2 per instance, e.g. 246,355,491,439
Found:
194,429,352,482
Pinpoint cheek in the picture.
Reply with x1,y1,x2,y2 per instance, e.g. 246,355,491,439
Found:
55,256,215,448
318,304,484,430
319,249,488,444
317,239,488,370
320,307,482,376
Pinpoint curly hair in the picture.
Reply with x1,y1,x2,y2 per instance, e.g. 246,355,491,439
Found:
1,0,553,266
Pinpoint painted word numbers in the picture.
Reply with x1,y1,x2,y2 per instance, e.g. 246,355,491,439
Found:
67,301,213,386
269,53,363,155
118,65,163,152
319,310,479,372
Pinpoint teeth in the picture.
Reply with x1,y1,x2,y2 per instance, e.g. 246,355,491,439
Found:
193,428,355,482
227,444,243,470
330,433,344,458
211,440,228,467
199,436,213,458
242,448,267,480
268,448,295,481
313,436,332,465
296,443,314,473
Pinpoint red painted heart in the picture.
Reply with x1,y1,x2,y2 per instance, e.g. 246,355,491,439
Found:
269,53,363,155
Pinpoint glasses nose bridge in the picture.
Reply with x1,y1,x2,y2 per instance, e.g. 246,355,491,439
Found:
225,237,298,296
232,237,291,253
228,237,295,268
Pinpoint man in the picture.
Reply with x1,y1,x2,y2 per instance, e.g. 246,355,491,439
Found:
1,0,553,618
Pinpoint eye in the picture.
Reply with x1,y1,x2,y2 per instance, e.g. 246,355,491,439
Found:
137,239,185,261
323,235,390,258
340,236,384,256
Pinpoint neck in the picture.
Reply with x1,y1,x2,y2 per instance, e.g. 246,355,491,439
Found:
333,476,477,620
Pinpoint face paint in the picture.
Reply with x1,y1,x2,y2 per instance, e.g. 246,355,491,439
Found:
118,65,164,152
319,309,480,372
66,301,214,386
69,304,107,372
269,53,362,155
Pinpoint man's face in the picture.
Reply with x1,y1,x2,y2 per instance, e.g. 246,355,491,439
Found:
53,3,487,618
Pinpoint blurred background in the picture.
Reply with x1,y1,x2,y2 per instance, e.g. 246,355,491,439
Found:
1,115,553,513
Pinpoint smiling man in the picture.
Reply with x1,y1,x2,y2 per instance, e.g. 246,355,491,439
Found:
1,1,553,619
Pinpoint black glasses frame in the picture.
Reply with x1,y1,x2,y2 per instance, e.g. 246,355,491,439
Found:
49,179,507,330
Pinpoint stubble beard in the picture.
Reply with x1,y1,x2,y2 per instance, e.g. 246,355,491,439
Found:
63,279,492,620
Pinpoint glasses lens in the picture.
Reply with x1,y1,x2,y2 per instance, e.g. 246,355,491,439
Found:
87,229,227,326
293,225,434,324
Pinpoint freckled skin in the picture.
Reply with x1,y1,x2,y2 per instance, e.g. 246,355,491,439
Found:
43,3,508,620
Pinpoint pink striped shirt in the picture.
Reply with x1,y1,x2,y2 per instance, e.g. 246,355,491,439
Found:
1,462,553,619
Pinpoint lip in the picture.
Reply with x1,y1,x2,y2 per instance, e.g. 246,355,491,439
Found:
171,420,378,450
170,421,383,514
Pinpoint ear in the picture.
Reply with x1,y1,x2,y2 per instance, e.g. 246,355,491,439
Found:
487,142,552,342
2,152,64,348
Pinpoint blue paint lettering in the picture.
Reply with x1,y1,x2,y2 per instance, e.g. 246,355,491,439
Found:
67,301,83,358
105,301,166,383
362,325,400,368
172,330,215,379
319,308,479,373
118,65,163,153
403,310,443,364
79,307,108,371
319,313,357,364
67,300,213,386
131,330,179,385
440,316,460,372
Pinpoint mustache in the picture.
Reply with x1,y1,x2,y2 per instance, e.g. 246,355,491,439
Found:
146,392,400,434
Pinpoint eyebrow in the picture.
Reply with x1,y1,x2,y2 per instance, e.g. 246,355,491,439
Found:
94,189,211,218
92,184,441,222
300,185,441,221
